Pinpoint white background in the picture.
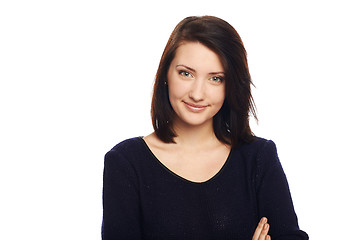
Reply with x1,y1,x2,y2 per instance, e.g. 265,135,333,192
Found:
1,0,359,239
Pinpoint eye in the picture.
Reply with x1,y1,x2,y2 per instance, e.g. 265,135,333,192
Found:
179,70,193,78
210,76,224,83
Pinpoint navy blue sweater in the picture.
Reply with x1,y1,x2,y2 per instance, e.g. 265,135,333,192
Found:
102,137,308,239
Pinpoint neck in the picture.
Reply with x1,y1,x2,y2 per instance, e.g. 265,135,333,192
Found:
172,119,218,149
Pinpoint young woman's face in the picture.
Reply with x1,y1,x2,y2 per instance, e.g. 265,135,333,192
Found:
167,41,226,128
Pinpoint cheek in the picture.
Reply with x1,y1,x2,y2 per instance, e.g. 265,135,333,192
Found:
167,80,182,108
168,76,188,100
168,84,188,109
210,87,226,106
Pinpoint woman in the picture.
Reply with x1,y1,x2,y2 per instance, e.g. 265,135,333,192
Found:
102,16,308,240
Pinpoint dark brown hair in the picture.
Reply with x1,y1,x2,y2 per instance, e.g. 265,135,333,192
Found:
151,16,257,147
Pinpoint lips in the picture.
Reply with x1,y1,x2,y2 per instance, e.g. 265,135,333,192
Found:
184,101,208,113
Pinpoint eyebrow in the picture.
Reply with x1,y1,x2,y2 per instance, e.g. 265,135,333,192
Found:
176,64,196,72
176,64,225,75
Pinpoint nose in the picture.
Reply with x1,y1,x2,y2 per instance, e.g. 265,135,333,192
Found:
189,78,205,102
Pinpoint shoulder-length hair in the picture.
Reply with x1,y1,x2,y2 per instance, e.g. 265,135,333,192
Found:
151,16,257,147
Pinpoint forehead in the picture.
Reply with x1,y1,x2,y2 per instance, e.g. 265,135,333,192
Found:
172,42,224,72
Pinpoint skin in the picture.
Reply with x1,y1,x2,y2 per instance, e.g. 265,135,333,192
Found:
145,41,230,183
253,217,271,240
167,41,226,129
144,41,270,239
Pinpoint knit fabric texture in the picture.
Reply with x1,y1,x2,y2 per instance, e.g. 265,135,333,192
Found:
102,137,308,240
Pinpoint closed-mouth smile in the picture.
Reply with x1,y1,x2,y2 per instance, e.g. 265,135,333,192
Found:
183,101,208,112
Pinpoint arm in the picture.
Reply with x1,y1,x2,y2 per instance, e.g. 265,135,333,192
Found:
102,149,142,240
255,140,308,240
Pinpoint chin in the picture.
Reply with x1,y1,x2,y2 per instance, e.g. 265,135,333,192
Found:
178,116,213,127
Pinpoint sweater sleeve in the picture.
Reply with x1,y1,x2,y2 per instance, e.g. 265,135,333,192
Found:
102,149,142,240
255,140,308,240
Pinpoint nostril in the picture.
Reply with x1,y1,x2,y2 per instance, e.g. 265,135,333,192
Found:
189,83,205,102
189,93,204,102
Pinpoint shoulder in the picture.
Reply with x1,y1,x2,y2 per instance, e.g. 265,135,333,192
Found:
109,137,144,154
229,137,280,173
242,137,283,176
104,137,146,167
232,137,277,156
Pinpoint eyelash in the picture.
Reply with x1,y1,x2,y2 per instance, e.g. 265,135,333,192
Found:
178,70,224,83
179,70,193,78
210,76,224,83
